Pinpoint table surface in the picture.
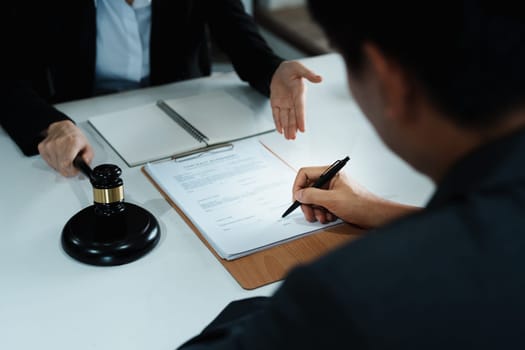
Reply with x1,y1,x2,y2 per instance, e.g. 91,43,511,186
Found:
0,53,435,349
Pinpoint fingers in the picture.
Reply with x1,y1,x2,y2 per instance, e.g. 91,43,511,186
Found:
300,203,330,223
281,107,297,140
293,89,306,133
81,144,95,165
313,206,337,224
38,120,93,177
39,135,80,177
292,166,327,194
300,203,316,222
272,106,298,140
270,61,323,140
60,140,83,177
300,203,337,224
38,142,57,174
293,165,340,224
272,107,283,134
292,63,321,133
296,187,332,208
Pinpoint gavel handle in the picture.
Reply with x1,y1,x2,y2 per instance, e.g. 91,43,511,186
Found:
73,155,93,178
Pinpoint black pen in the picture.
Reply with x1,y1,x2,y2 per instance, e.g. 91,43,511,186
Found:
281,156,350,218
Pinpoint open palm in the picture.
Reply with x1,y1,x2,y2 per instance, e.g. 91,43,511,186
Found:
270,61,322,139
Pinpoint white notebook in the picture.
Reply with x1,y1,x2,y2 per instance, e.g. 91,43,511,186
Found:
89,90,275,167
144,138,342,260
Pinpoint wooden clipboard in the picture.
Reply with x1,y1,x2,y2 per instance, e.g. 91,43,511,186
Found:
142,167,363,290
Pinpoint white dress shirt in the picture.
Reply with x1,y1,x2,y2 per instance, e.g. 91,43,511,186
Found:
94,0,152,93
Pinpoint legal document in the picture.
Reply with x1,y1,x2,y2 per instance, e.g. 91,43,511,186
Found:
144,137,342,260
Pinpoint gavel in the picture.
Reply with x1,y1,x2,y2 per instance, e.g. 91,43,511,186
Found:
61,156,160,266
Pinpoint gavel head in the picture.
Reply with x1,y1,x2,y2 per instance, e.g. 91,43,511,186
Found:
90,164,125,217
62,163,161,266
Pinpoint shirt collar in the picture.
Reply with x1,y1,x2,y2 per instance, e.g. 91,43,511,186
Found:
93,0,152,9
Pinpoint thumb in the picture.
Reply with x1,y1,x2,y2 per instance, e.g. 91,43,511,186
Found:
290,61,322,83
296,187,330,207
300,67,322,84
82,146,95,165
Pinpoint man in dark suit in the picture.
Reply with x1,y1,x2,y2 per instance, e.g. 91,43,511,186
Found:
176,1,525,348
1,0,320,176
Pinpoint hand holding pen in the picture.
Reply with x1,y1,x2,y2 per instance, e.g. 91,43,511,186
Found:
282,156,350,219
286,157,420,228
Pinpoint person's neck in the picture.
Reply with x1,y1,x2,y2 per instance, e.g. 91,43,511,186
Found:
418,108,525,183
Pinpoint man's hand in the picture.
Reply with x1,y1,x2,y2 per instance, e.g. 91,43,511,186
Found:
292,166,421,228
270,61,322,140
38,120,94,177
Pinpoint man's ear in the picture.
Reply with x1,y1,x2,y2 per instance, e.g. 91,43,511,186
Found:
363,43,414,124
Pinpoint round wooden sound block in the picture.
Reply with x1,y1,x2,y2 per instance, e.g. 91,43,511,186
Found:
62,203,160,266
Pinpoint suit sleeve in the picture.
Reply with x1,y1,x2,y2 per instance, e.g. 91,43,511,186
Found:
0,79,71,156
205,0,284,97
0,4,71,156
177,266,355,350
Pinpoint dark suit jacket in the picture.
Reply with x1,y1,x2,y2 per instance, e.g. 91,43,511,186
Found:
1,0,282,156
178,127,525,349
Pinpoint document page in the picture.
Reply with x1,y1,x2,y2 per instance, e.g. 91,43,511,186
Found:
144,138,341,260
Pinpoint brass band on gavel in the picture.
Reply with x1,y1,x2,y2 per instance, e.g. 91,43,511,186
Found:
93,186,124,204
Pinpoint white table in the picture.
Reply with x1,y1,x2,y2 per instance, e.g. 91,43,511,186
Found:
0,53,434,349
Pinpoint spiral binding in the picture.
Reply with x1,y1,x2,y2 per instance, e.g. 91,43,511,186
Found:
156,100,209,144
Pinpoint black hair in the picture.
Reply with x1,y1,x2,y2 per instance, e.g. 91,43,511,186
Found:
307,0,525,127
